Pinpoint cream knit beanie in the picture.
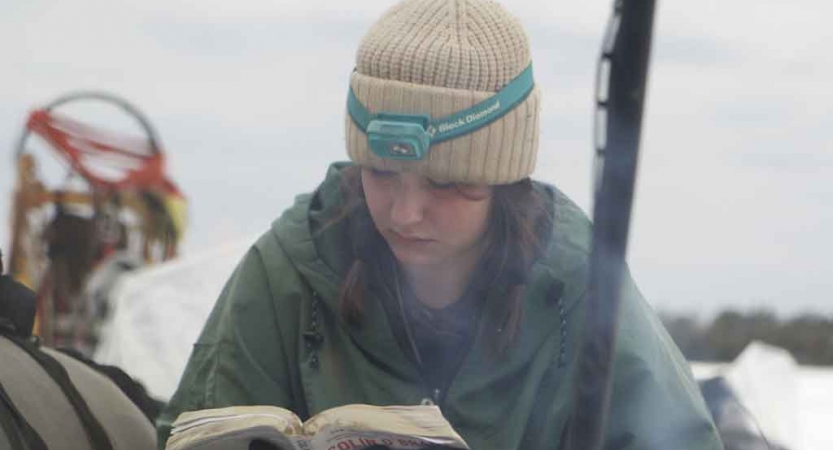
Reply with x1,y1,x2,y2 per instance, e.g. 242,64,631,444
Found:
345,0,541,185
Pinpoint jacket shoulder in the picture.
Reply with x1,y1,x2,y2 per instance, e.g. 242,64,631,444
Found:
529,182,593,315
251,230,313,319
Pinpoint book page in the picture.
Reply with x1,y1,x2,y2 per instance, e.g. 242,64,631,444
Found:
303,405,468,449
310,426,468,450
167,404,469,450
167,406,304,450
172,405,303,433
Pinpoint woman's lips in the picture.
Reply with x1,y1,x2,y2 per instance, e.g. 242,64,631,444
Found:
389,230,433,243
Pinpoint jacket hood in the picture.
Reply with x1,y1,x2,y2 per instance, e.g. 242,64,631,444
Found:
269,162,593,372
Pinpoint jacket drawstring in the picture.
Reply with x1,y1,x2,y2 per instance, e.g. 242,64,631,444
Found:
303,291,324,369
558,297,567,368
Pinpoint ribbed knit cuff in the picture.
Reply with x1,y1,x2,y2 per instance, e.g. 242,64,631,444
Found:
345,71,541,185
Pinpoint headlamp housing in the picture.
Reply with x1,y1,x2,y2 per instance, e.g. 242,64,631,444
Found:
366,113,432,161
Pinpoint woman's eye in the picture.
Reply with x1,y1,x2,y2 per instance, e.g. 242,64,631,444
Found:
427,179,455,190
370,168,397,179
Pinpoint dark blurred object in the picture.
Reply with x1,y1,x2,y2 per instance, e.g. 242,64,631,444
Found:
249,440,280,450
42,205,98,301
0,249,36,338
57,347,164,424
1,256,162,425
699,377,789,450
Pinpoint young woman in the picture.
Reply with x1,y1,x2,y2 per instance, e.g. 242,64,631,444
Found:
158,1,722,449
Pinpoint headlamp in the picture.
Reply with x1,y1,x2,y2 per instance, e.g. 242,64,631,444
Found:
366,113,432,161
347,65,534,161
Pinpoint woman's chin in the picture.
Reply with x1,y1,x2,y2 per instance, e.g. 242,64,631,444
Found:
388,244,440,267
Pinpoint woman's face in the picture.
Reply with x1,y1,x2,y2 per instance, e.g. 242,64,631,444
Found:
362,168,493,270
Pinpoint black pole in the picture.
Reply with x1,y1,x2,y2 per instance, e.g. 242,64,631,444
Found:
565,1,657,450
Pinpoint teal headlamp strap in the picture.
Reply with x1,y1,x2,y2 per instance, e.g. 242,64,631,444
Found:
348,65,534,160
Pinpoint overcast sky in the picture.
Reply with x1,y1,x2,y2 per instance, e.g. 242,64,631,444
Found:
2,0,831,319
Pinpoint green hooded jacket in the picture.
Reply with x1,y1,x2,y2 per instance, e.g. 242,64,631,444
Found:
158,163,722,450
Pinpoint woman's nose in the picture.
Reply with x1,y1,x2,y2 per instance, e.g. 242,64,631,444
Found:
389,176,428,227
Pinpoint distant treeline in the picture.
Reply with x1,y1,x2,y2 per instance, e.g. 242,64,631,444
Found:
659,310,833,366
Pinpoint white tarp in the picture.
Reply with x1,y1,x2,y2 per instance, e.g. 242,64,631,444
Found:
693,342,832,450
94,239,252,401
723,341,800,449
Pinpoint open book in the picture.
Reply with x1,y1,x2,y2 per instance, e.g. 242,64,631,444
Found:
166,404,470,450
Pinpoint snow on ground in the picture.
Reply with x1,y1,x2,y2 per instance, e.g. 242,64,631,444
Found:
794,367,833,450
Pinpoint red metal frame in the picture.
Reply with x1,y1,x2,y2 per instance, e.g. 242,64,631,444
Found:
26,109,182,197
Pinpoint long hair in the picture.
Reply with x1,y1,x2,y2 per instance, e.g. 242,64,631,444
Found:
333,165,550,356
